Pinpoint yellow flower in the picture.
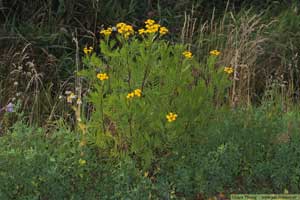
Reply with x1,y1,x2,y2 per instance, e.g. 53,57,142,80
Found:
182,51,193,59
79,158,86,166
83,46,93,55
134,89,142,97
96,73,109,81
159,26,168,35
127,88,142,99
138,28,146,35
210,50,221,56
116,22,134,38
145,19,155,26
151,24,160,31
224,66,234,74
67,92,76,103
166,112,178,122
116,22,126,28
140,19,168,36
145,23,160,33
100,28,112,36
126,92,135,99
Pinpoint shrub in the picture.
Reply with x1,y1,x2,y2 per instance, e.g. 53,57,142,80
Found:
74,20,233,171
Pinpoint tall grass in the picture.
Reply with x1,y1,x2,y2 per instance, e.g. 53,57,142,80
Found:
187,3,300,107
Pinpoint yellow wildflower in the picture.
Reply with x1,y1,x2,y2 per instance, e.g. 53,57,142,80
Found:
126,92,135,99
97,73,109,81
182,51,193,59
145,19,155,26
145,23,160,34
210,50,221,56
100,27,112,36
83,46,93,55
138,28,146,35
159,26,168,35
116,22,134,38
166,112,178,122
127,88,142,99
116,22,126,29
151,24,160,32
79,158,86,166
139,19,168,36
134,89,142,97
224,66,234,74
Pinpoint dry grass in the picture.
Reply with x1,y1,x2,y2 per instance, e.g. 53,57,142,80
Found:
191,8,283,107
222,11,273,107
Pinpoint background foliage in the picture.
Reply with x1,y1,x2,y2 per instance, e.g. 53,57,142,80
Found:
1,0,299,125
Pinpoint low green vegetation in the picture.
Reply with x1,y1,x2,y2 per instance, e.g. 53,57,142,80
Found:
1,105,300,199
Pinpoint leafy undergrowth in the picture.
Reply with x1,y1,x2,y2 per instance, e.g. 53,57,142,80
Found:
1,106,300,199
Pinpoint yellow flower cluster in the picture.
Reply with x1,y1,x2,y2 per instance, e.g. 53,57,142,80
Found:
134,89,142,97
97,73,109,81
127,89,142,99
182,51,193,59
159,26,169,35
83,46,93,55
145,19,155,26
100,27,112,36
166,112,178,122
138,19,168,36
224,66,234,74
116,22,134,38
210,50,221,56
138,29,146,35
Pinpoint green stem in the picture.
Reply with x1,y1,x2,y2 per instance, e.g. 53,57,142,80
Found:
101,84,105,134
141,66,149,91
129,115,133,137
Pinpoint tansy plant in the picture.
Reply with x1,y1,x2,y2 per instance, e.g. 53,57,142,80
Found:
182,51,193,59
127,89,142,99
83,46,93,55
77,20,232,169
224,66,234,74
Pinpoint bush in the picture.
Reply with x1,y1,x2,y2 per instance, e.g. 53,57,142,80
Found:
74,20,232,171
0,122,165,199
